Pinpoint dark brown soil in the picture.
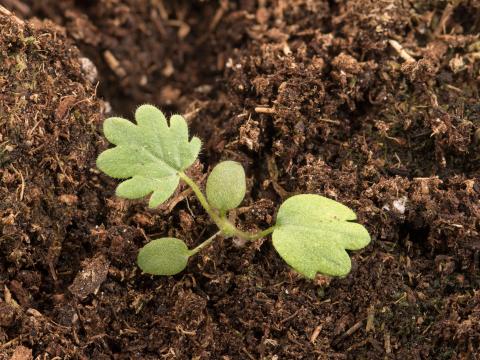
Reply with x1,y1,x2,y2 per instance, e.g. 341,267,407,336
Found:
1,1,480,359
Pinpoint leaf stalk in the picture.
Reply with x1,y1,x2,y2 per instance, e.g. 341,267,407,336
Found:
189,231,222,255
178,171,275,242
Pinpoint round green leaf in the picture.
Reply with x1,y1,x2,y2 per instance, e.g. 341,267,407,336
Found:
272,194,371,279
137,237,191,275
206,161,246,211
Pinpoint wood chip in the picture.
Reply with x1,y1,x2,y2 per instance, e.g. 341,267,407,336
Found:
69,255,110,299
104,50,127,78
255,106,276,114
310,325,322,343
366,305,375,332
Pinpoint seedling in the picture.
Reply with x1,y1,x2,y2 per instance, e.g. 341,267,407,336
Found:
97,105,371,279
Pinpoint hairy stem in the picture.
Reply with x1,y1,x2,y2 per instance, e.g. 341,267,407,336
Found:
178,171,275,241
178,171,223,225
189,231,221,255
241,226,275,241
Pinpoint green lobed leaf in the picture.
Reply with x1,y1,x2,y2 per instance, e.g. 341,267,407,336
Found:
272,194,371,278
96,105,201,208
206,161,246,212
137,238,191,275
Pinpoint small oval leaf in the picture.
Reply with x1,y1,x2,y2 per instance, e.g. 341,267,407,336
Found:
206,161,246,211
272,194,371,279
137,238,191,275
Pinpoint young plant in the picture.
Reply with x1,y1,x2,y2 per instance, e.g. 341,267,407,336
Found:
97,105,371,279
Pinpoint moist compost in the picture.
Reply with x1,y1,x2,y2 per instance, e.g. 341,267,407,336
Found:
1,1,479,359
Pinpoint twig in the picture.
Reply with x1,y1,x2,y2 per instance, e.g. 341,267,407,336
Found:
280,308,302,324
346,338,369,352
183,107,202,121
310,325,322,343
388,39,415,63
318,117,341,125
166,187,193,213
0,4,25,25
255,106,276,114
241,348,256,360
434,1,459,36
366,305,375,332
1,0,30,17
0,336,20,349
103,50,127,78
10,165,25,201
332,319,365,347
209,0,228,32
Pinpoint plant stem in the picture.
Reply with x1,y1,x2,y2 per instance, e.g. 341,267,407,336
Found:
242,226,276,241
178,171,276,241
178,171,223,225
189,231,221,255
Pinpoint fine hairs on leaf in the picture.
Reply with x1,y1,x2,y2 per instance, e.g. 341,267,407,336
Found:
97,105,201,208
206,160,246,213
97,105,371,279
